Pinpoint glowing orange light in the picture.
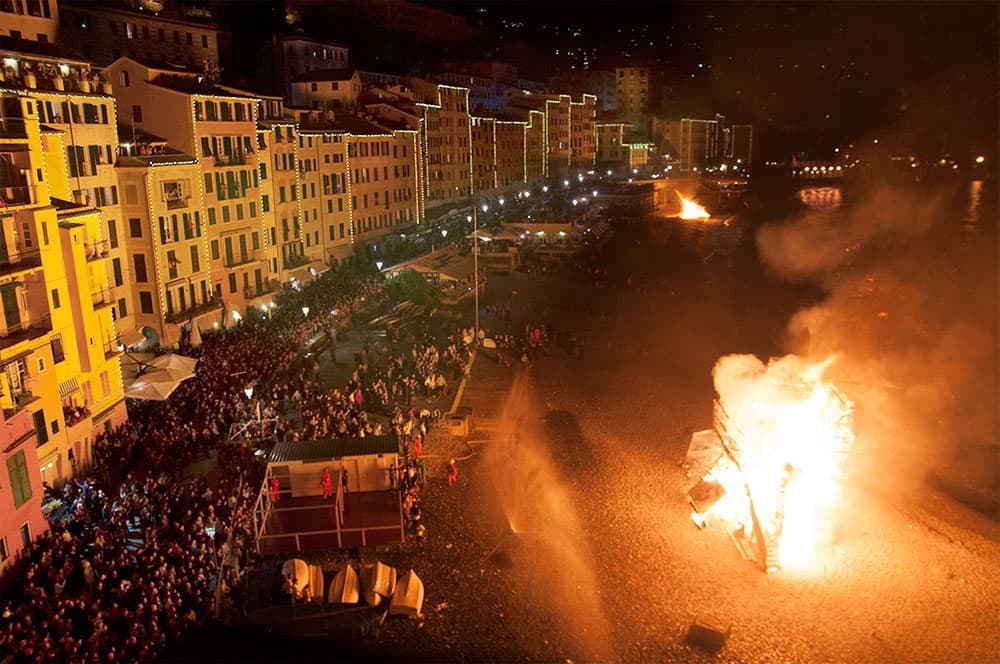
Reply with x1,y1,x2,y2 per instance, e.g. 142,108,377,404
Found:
698,354,855,571
677,193,711,220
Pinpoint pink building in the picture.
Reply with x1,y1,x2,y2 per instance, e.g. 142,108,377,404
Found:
0,407,46,569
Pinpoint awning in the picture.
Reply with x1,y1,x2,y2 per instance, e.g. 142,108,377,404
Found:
289,265,315,285
58,377,80,400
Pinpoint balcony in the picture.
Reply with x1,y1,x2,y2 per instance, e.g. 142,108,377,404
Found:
164,298,222,325
165,194,192,210
103,338,121,359
0,184,36,208
0,248,43,277
92,288,114,309
223,250,261,268
244,278,279,300
2,388,39,419
0,117,28,140
0,313,52,351
85,240,109,262
214,153,249,168
282,253,309,270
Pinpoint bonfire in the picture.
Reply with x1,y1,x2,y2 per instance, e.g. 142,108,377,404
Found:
686,354,855,572
677,193,711,220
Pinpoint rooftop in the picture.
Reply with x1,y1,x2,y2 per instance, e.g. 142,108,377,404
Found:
0,35,88,64
269,435,398,463
291,68,358,84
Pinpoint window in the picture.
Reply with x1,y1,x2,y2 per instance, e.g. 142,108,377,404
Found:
201,34,208,48
207,207,216,225
117,298,127,318
7,450,32,508
19,523,30,551
158,28,164,41
50,288,60,309
190,245,200,272
119,70,130,87
32,409,47,445
139,291,154,314
128,217,142,238
112,258,123,287
228,273,237,293
36,356,45,373
43,335,63,368
133,254,148,282
210,239,219,260
0,538,7,564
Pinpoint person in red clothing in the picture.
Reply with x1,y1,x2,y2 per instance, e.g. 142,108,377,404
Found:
321,468,332,500
269,476,280,503
447,459,458,486
413,435,423,460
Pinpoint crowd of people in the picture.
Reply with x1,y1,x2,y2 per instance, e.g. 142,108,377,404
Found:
0,261,476,664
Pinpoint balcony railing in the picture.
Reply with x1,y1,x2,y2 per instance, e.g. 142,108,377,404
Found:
223,250,260,268
2,388,39,419
0,248,43,276
214,153,248,167
85,240,109,262
92,288,114,309
0,185,36,208
282,253,309,270
0,117,28,139
244,278,280,300
164,298,222,325
103,339,121,358
0,312,52,351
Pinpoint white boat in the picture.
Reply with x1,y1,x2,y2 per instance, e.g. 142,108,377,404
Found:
359,560,397,606
389,569,424,618
327,563,360,605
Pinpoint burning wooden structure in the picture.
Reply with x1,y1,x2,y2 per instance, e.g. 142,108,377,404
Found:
685,355,855,572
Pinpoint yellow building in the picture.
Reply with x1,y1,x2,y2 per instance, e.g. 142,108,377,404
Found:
116,144,217,347
411,80,472,209
615,67,648,126
570,94,597,171
104,57,279,317
470,115,496,193
0,0,59,43
0,93,126,482
494,119,525,190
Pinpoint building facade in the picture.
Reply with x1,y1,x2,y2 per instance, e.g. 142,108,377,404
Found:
59,2,219,69
0,0,59,42
290,69,362,112
0,93,127,483
615,67,648,126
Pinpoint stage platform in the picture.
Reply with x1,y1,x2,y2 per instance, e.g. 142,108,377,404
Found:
258,491,404,555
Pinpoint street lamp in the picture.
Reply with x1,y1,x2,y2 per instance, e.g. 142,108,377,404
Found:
472,202,481,342
542,185,548,192
441,229,448,238
481,204,488,212
302,306,310,317
498,198,505,206
244,385,254,400
376,260,383,270
592,190,598,197
563,180,569,187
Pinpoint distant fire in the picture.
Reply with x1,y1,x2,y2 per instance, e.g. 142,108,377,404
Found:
677,193,711,220
688,354,855,572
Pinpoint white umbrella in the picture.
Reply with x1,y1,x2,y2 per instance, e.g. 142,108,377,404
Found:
124,375,182,401
146,353,198,375
189,322,202,348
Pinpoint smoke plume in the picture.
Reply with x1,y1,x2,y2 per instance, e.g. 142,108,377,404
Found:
755,179,999,496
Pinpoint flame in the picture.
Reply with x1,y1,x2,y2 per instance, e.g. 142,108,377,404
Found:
677,193,711,220
700,354,855,571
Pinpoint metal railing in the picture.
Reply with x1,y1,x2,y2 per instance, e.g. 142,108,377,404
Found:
0,185,36,207
163,299,222,324
0,117,28,139
92,288,114,309
224,250,260,268
0,248,42,276
282,253,309,270
84,240,109,262
165,195,191,210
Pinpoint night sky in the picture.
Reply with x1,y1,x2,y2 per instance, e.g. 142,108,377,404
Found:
433,1,999,159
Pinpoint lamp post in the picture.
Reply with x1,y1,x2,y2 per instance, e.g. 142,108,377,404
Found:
302,306,310,317
376,260,383,271
473,204,480,342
